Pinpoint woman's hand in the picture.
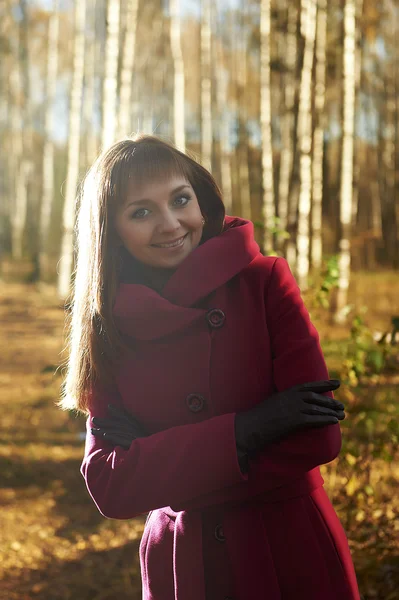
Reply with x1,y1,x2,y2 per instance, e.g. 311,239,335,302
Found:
91,404,148,450
235,379,344,457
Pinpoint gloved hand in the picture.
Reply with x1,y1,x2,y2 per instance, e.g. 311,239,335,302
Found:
235,379,344,461
91,404,148,450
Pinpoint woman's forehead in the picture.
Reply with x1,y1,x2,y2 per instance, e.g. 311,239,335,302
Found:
125,175,192,202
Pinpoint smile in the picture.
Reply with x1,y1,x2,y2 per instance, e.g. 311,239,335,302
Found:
151,234,188,249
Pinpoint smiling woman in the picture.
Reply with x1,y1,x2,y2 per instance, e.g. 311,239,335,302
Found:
59,134,360,600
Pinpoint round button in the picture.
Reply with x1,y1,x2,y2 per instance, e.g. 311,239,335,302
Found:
206,308,226,329
214,523,225,542
186,393,205,413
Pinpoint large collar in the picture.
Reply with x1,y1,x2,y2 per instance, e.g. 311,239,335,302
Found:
113,216,260,340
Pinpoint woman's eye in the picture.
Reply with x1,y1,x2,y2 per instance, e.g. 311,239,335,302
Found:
132,208,149,219
174,194,191,207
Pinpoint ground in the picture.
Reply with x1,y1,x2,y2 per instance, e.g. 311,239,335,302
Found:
0,271,398,599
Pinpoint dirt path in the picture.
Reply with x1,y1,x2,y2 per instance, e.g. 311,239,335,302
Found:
0,284,144,600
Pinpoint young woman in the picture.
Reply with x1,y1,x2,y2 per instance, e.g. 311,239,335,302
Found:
61,135,360,600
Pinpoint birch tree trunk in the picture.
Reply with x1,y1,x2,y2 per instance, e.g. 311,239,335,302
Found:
57,0,86,299
201,0,212,170
216,41,232,214
39,0,59,280
296,0,317,290
118,0,138,138
10,0,32,261
260,0,275,253
170,0,185,150
10,20,25,259
101,0,120,149
83,1,99,167
236,31,251,222
334,0,356,322
278,1,298,251
311,0,327,270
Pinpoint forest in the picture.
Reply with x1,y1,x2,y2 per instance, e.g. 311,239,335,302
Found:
0,0,398,598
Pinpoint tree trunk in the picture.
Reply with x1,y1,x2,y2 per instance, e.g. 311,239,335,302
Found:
39,0,59,280
216,40,232,214
334,0,356,323
57,0,86,299
118,0,138,138
260,0,275,253
236,18,251,222
278,1,298,251
296,0,317,290
101,0,120,149
311,0,327,270
201,0,212,170
83,0,99,167
170,0,185,150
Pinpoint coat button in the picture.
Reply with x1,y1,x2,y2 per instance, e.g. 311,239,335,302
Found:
206,308,225,329
214,523,225,542
186,393,205,413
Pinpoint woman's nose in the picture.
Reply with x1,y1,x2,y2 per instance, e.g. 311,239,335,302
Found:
157,211,180,232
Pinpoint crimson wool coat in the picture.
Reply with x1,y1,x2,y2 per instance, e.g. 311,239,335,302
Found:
81,216,360,600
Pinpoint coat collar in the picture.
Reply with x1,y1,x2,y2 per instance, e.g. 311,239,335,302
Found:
113,216,260,340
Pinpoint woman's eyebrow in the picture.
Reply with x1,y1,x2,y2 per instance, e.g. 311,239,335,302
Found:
124,184,191,210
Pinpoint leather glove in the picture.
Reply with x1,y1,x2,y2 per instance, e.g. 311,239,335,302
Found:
235,379,344,468
91,404,148,450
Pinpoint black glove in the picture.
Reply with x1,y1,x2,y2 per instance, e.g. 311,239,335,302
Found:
91,404,148,450
235,379,344,467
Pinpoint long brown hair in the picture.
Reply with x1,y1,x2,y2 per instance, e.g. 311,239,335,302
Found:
59,134,225,414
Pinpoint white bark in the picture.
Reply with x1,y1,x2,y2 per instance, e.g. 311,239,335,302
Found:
39,0,59,278
170,0,185,151
260,0,275,253
216,45,232,214
9,28,25,259
278,2,298,249
311,0,327,269
101,0,120,149
58,0,86,299
297,0,317,290
236,40,251,221
118,0,138,138
334,0,356,322
201,0,212,170
83,3,99,167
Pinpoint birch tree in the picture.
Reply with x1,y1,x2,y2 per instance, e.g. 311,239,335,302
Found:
58,0,86,299
39,0,59,279
334,0,356,322
260,0,275,253
83,0,99,168
296,0,317,289
118,0,139,139
170,0,185,150
216,37,232,214
101,0,120,149
201,0,212,170
278,0,298,251
236,18,251,221
311,0,327,269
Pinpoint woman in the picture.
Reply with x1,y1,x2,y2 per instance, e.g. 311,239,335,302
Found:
60,134,360,599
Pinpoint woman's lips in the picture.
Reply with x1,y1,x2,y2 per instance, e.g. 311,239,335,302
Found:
151,233,188,249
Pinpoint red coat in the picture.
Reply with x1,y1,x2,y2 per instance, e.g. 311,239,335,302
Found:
81,216,360,600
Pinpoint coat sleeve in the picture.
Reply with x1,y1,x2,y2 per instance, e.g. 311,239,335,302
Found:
169,257,342,511
80,382,247,519
248,256,342,480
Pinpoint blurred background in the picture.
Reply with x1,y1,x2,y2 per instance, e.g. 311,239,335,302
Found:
0,0,398,598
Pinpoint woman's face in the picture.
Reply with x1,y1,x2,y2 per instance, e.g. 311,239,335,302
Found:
114,176,204,270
